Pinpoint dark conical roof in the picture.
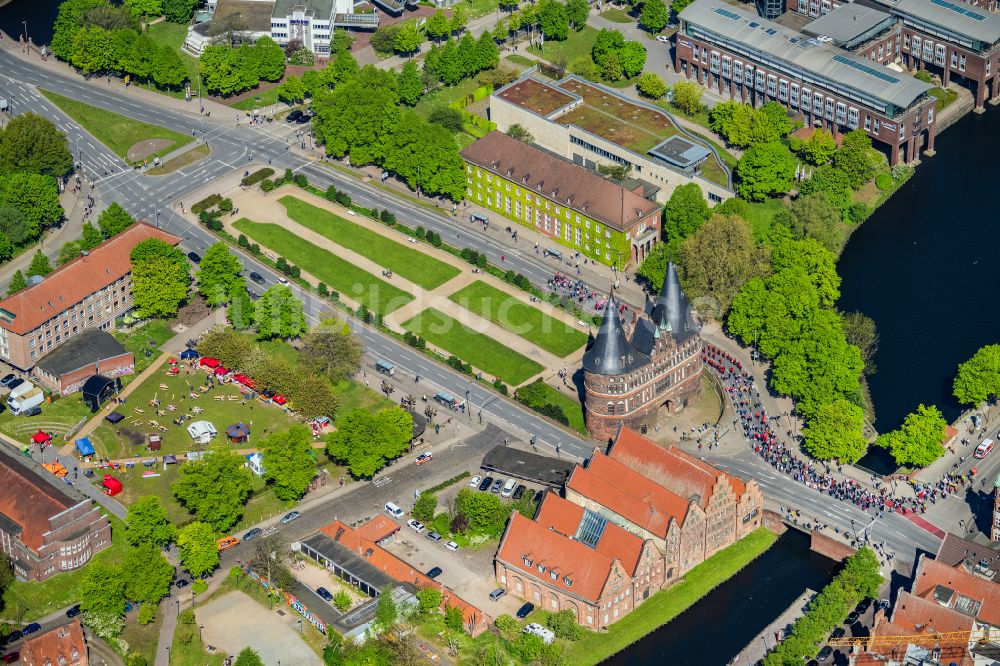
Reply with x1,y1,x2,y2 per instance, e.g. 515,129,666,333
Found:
583,293,649,375
651,259,698,342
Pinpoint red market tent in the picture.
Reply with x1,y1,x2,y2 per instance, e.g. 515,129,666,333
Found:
214,366,229,376
200,357,220,368
273,395,288,405
31,431,51,445
233,374,255,388
102,474,123,496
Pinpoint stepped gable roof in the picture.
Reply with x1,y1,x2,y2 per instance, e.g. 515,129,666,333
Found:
911,555,1000,626
582,293,649,375
650,259,699,343
535,492,645,575
566,452,689,537
609,427,747,507
496,512,621,603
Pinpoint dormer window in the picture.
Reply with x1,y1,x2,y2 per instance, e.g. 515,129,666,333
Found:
564,576,573,587
71,648,79,659
523,556,533,568
537,563,546,574
549,570,558,581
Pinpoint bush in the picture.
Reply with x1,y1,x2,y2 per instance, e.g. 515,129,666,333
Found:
914,69,934,83
415,226,426,239
413,491,437,523
449,512,470,533
546,609,584,640
430,513,451,535
495,614,521,641
192,579,208,594
136,603,157,625
238,234,250,248
218,198,234,213
317,282,329,297
444,605,465,632
874,173,894,191
380,209,396,226
242,167,275,187
334,589,352,612
260,179,275,192
325,185,338,202
293,174,308,188
191,194,222,214
335,191,351,207
516,378,570,425
846,201,870,225
284,168,294,182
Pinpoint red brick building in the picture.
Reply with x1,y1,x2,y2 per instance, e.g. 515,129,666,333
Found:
19,619,89,666
34,330,134,395
0,449,111,581
494,428,763,629
0,223,180,372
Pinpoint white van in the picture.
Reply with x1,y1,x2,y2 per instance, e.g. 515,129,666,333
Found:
501,478,517,498
524,623,555,645
384,502,405,519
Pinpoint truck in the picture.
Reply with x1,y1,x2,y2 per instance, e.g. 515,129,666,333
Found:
9,388,43,416
6,381,34,408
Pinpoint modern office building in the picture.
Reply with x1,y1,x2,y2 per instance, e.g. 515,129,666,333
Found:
488,75,734,205
676,0,938,164
800,3,901,66
460,131,662,268
270,0,378,54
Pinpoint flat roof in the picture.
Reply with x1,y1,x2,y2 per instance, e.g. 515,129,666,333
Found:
37,330,129,378
495,78,576,117
803,3,895,44
273,0,335,18
480,445,577,488
213,0,276,32
649,136,711,168
680,0,933,109
872,0,1000,46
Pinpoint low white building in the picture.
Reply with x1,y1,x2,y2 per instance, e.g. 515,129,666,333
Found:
186,421,218,445
271,0,378,54
245,452,265,477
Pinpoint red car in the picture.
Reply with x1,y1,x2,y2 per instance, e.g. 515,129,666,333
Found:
415,452,433,465
3,652,19,664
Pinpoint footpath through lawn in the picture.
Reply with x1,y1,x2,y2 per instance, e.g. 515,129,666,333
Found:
402,308,544,385
279,195,461,290
448,280,587,358
233,217,413,315
565,527,778,665
39,88,193,161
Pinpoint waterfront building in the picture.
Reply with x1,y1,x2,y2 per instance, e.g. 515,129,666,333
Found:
487,75,734,205
800,3,901,66
581,260,702,440
0,223,180,374
494,427,762,629
0,448,111,581
676,0,938,164
866,590,976,665
460,131,662,268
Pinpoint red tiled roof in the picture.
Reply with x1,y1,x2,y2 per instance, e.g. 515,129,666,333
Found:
535,493,645,575
0,223,181,335
0,449,74,551
609,427,747,506
355,515,400,543
497,512,621,603
881,590,975,637
21,618,87,666
567,452,689,538
911,555,1000,627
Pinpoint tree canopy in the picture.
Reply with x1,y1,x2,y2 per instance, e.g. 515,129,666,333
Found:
197,242,246,307
126,495,176,547
299,319,362,383
735,142,796,201
326,406,413,478
663,183,711,246
0,172,63,241
802,398,868,462
261,425,318,502
875,404,947,467
678,213,767,315
130,238,190,318
640,0,669,32
80,562,126,617
123,543,174,604
0,113,73,178
953,344,1000,405
253,284,307,340
172,451,253,531
709,100,794,149
177,521,220,578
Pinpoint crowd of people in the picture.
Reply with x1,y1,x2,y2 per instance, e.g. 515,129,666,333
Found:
547,272,600,305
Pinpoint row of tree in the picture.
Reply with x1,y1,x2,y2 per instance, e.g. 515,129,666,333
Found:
199,38,286,96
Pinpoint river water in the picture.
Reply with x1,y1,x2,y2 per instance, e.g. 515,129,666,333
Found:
838,105,1000,472
602,530,837,665
0,0,60,44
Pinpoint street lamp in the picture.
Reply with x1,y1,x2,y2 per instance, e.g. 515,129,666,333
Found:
175,599,180,615
198,625,204,642
21,20,28,44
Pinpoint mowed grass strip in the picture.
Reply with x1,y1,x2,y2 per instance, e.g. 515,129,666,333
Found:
39,88,192,161
233,218,413,315
449,280,587,357
402,308,543,385
279,196,461,290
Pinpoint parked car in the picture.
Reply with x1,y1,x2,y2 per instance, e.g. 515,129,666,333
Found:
512,485,526,500
407,519,425,533
277,276,290,286
295,113,311,124
280,511,301,524
489,588,506,601
831,627,845,639
21,624,40,636
817,646,833,661
478,476,494,492
656,34,670,43
500,478,517,498
469,475,482,488
427,532,443,543
243,527,263,542
856,598,872,613
5,378,23,392
2,652,19,664
490,478,504,493
444,540,458,552
846,610,860,625
21,406,41,417
516,602,534,619
66,604,81,618
415,452,433,465
286,110,303,123
316,587,333,602
248,271,266,286
2,631,21,645
175,579,190,589
426,567,442,579
187,252,202,264
0,374,17,388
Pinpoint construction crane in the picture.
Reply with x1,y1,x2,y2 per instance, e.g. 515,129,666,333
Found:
828,628,990,649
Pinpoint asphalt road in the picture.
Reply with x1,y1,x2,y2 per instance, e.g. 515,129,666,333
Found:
0,51,945,563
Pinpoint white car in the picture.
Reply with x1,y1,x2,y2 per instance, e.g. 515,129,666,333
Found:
407,237,417,243
407,519,425,533
277,277,290,286
656,35,670,43
444,540,459,552
469,475,483,488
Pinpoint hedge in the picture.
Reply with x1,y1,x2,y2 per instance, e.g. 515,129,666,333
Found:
515,378,571,426
242,167,275,187
191,194,222,215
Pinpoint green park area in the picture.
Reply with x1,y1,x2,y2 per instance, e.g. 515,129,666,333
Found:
402,308,543,385
233,217,414,315
39,88,193,162
145,21,201,97
279,195,462,290
448,280,587,357
528,25,601,65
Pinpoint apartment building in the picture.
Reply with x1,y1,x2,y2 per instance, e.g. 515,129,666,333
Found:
0,223,180,372
676,0,938,164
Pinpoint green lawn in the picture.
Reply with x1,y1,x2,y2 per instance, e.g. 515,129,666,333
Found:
232,85,282,112
120,602,164,663
233,217,413,315
528,26,601,66
116,319,176,372
448,280,587,357
402,308,543,385
413,78,484,121
600,7,634,22
0,392,95,441
744,198,788,241
521,380,586,433
566,528,778,665
456,0,501,18
505,54,537,69
145,20,201,96
928,86,958,111
39,88,193,163
279,196,461,289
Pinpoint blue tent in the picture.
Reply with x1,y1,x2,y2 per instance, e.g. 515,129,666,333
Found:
179,348,200,360
76,438,95,456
